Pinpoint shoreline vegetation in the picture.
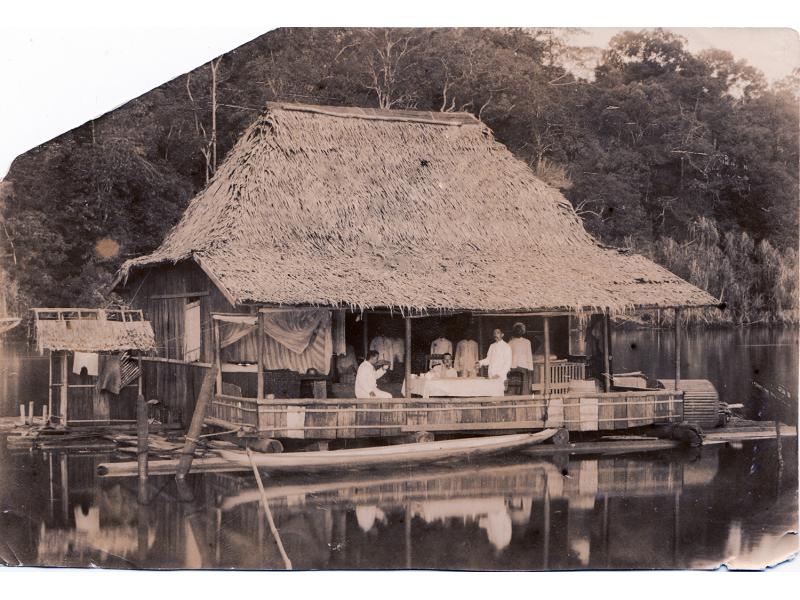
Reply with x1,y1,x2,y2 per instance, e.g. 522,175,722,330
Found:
0,28,797,326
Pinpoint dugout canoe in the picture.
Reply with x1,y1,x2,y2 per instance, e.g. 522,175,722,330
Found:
216,430,557,473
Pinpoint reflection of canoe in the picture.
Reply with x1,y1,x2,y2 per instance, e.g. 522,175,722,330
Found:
218,430,556,473
218,457,557,511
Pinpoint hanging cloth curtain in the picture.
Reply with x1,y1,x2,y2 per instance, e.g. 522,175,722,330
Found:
261,309,332,374
218,310,333,374
261,309,330,354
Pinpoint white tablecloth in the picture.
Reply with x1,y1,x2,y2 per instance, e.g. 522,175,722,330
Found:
402,376,506,398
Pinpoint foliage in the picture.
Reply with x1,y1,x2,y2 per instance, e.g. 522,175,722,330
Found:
1,28,797,323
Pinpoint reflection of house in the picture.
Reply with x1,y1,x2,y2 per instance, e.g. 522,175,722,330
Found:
112,102,717,438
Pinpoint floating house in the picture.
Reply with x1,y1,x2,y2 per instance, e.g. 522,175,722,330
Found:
113,103,721,441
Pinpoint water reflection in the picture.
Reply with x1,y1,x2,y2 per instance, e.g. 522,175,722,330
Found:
1,328,797,570
0,437,795,570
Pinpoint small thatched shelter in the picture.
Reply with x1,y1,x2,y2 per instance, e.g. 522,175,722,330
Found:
32,308,155,426
33,309,155,354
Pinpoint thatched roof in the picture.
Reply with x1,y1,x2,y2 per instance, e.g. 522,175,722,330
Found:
33,309,156,353
115,103,718,314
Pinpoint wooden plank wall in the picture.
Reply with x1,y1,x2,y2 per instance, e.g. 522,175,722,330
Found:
141,359,210,427
57,353,138,424
126,261,248,427
127,262,240,364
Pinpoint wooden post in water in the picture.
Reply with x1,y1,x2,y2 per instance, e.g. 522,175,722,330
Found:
47,349,53,423
60,351,68,425
404,317,412,399
60,452,69,519
27,401,34,425
673,308,681,391
176,365,217,480
602,312,611,393
257,312,265,401
136,354,148,503
543,317,551,395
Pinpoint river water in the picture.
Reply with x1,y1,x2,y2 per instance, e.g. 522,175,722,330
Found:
0,327,797,570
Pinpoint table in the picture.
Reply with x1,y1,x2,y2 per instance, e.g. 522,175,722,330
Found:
402,376,506,398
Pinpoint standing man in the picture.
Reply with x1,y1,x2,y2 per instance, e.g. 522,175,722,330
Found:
355,350,393,398
476,328,513,381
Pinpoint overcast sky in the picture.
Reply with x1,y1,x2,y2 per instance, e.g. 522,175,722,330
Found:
566,28,799,82
1,2,798,178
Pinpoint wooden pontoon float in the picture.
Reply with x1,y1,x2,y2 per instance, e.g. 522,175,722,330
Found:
112,103,723,451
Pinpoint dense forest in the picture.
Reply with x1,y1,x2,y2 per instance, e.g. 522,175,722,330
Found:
1,28,797,324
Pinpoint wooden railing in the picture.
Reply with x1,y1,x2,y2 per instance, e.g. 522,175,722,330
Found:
207,394,259,430
207,389,682,439
532,361,586,395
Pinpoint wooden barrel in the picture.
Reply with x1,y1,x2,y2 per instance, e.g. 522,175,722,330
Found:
658,379,719,429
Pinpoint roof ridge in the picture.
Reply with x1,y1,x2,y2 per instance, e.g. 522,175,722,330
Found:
266,102,480,127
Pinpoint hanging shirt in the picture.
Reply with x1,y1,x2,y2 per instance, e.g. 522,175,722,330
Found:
369,336,396,370
479,339,512,380
454,339,479,376
72,352,99,376
509,337,534,370
355,360,387,398
430,337,452,356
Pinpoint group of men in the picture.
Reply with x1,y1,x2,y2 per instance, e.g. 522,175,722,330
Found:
355,324,533,399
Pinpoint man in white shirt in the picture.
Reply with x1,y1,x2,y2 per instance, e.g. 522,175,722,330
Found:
476,328,513,380
355,350,393,398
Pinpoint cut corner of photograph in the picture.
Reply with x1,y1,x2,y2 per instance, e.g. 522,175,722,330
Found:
0,15,798,580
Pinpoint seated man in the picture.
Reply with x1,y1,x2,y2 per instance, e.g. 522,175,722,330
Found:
428,353,458,378
355,350,393,398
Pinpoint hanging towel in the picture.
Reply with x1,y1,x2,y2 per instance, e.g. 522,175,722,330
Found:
97,354,122,395
73,352,99,376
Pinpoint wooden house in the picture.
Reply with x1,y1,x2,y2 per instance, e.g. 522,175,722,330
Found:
113,103,721,441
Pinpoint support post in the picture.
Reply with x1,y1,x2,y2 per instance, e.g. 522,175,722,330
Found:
257,312,265,401
604,310,613,392
47,349,53,423
137,392,149,502
213,319,223,396
136,354,148,503
404,317,412,399
27,401,34,425
673,308,681,391
60,351,68,425
477,315,484,357
543,316,551,395
602,311,611,393
362,312,369,359
176,365,218,480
